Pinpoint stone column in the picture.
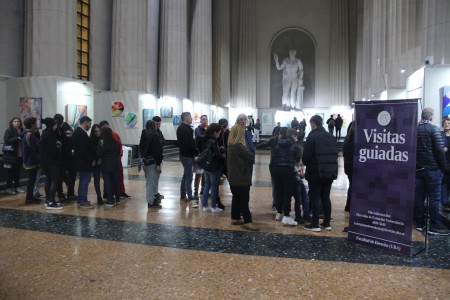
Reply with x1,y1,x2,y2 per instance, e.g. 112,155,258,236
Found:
24,0,76,78
212,0,231,107
329,0,350,106
233,0,256,108
146,0,160,94
159,0,189,99
110,0,148,91
190,0,212,104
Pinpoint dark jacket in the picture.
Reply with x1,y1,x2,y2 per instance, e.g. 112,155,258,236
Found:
198,135,225,171
139,130,163,166
416,120,446,171
334,116,343,129
227,143,255,187
22,130,40,169
157,129,166,146
3,127,23,159
195,124,207,149
303,126,338,180
55,122,73,159
177,122,198,157
97,140,121,172
72,126,94,172
39,128,62,167
90,135,101,168
272,126,281,136
256,135,278,168
273,136,301,170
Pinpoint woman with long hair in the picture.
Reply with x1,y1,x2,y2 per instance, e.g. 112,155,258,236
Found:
22,117,40,204
139,120,164,209
3,117,24,195
97,127,121,207
90,124,103,205
227,124,257,230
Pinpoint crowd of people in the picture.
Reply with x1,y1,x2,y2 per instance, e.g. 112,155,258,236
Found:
2,115,131,210
2,108,450,235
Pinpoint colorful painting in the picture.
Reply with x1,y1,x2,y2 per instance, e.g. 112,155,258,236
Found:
66,104,88,129
125,112,138,128
262,113,272,126
173,115,181,125
142,109,154,127
112,101,125,117
442,86,450,118
193,110,202,122
20,97,43,128
160,106,173,118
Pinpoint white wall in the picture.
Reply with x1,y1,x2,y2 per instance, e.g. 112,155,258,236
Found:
423,65,450,126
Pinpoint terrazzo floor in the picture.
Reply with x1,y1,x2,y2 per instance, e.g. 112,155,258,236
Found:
0,153,449,299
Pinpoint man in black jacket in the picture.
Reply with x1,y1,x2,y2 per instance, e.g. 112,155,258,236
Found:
303,115,338,232
176,112,199,207
72,116,95,209
415,108,450,236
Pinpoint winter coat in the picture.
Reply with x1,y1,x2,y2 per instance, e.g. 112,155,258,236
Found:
227,143,255,187
416,120,446,171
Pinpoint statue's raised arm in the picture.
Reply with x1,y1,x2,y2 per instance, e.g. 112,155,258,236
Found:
274,53,283,70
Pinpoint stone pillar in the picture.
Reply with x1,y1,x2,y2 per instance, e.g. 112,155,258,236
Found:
24,0,76,78
233,0,256,108
190,0,212,104
110,0,148,91
329,0,350,106
159,0,189,99
212,0,231,107
146,0,160,94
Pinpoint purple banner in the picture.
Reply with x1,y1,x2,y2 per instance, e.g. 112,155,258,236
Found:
348,99,418,256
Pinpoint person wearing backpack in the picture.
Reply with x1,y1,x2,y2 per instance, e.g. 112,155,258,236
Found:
326,115,335,135
198,123,225,213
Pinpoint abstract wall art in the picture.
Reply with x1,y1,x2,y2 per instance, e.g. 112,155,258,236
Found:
20,97,43,128
66,104,87,129
112,101,125,117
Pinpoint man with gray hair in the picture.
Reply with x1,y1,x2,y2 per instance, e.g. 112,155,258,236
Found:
414,107,450,235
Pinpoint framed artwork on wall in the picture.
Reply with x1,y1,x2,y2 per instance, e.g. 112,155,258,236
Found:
173,115,181,125
262,113,272,126
160,106,173,118
125,112,138,128
66,104,87,129
20,97,43,128
442,86,450,118
143,109,154,127
112,101,125,117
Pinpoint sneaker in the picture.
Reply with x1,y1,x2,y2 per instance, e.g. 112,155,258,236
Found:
428,228,450,236
202,207,211,212
304,215,312,223
415,227,424,232
15,188,26,194
320,223,332,231
217,201,225,210
211,207,224,213
282,216,298,226
67,194,77,201
295,216,305,224
304,224,321,232
46,202,63,210
120,193,131,199
275,213,283,221
79,202,95,209
189,200,199,208
242,223,260,231
155,193,165,200
180,196,189,202
105,202,115,207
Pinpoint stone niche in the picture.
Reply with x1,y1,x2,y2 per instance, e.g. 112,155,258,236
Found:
270,28,316,109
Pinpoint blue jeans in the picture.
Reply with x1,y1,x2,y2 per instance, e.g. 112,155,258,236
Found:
179,156,194,199
77,171,91,204
294,179,309,218
308,179,333,226
415,169,443,230
202,170,219,208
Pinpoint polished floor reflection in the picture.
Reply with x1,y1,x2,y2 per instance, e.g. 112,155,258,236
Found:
0,153,449,299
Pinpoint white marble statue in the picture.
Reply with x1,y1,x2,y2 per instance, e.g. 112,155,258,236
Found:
274,49,304,110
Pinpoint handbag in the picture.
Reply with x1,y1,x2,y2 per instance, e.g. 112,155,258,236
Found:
2,144,14,153
197,140,220,172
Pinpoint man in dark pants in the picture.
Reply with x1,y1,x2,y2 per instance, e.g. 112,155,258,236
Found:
302,115,338,232
72,116,95,209
334,114,343,140
414,108,450,236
